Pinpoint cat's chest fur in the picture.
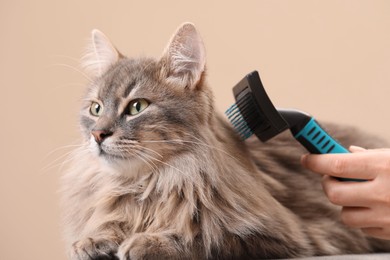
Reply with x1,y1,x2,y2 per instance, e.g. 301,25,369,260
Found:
64,151,206,234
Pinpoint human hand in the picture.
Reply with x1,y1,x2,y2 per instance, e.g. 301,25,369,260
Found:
301,146,390,240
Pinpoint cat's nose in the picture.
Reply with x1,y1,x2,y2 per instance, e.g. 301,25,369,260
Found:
91,130,113,144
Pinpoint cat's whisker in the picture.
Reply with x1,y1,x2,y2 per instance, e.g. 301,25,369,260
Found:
117,140,164,159
58,148,91,172
113,145,158,173
51,82,87,91
130,149,159,173
140,140,204,152
135,151,159,173
50,54,82,63
126,145,161,172
137,149,162,169
140,152,188,176
140,139,208,153
184,134,240,163
117,139,138,143
140,141,199,159
41,150,78,173
138,146,164,159
49,63,92,82
44,142,85,160
41,147,90,174
141,138,239,163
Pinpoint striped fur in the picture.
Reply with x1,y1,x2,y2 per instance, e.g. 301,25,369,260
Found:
62,23,390,260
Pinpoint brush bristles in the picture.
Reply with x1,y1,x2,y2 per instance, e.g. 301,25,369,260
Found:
225,103,254,140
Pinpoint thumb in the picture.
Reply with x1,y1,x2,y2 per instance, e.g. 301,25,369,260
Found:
349,145,367,153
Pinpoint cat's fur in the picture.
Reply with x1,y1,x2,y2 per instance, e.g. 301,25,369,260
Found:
62,23,390,260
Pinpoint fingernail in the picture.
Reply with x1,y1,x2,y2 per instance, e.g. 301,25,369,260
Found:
301,154,309,166
349,145,366,153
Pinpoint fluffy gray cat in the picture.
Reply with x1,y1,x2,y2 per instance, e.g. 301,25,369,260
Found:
61,23,390,260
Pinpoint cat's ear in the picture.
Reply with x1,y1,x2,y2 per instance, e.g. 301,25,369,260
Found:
161,23,206,89
82,29,121,77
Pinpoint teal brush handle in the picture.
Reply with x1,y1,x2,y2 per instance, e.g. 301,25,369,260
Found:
294,118,364,182
294,118,348,154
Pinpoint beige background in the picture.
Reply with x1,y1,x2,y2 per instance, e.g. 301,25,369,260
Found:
1,1,389,259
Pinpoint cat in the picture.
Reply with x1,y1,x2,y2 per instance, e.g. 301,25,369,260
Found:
61,23,390,260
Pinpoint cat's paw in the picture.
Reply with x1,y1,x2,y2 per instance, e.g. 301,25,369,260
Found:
117,233,183,260
70,237,119,260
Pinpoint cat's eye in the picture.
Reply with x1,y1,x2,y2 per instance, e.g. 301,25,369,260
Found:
127,99,149,116
90,102,103,117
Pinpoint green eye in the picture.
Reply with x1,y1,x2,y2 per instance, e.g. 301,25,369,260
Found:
128,99,149,116
90,102,103,117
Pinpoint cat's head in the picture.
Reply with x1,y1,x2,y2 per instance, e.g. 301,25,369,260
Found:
79,23,214,172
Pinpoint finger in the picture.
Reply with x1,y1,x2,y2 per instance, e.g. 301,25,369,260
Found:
361,227,390,240
301,152,390,179
322,176,375,207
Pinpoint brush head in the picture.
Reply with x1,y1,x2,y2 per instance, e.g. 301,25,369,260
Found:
225,71,289,141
